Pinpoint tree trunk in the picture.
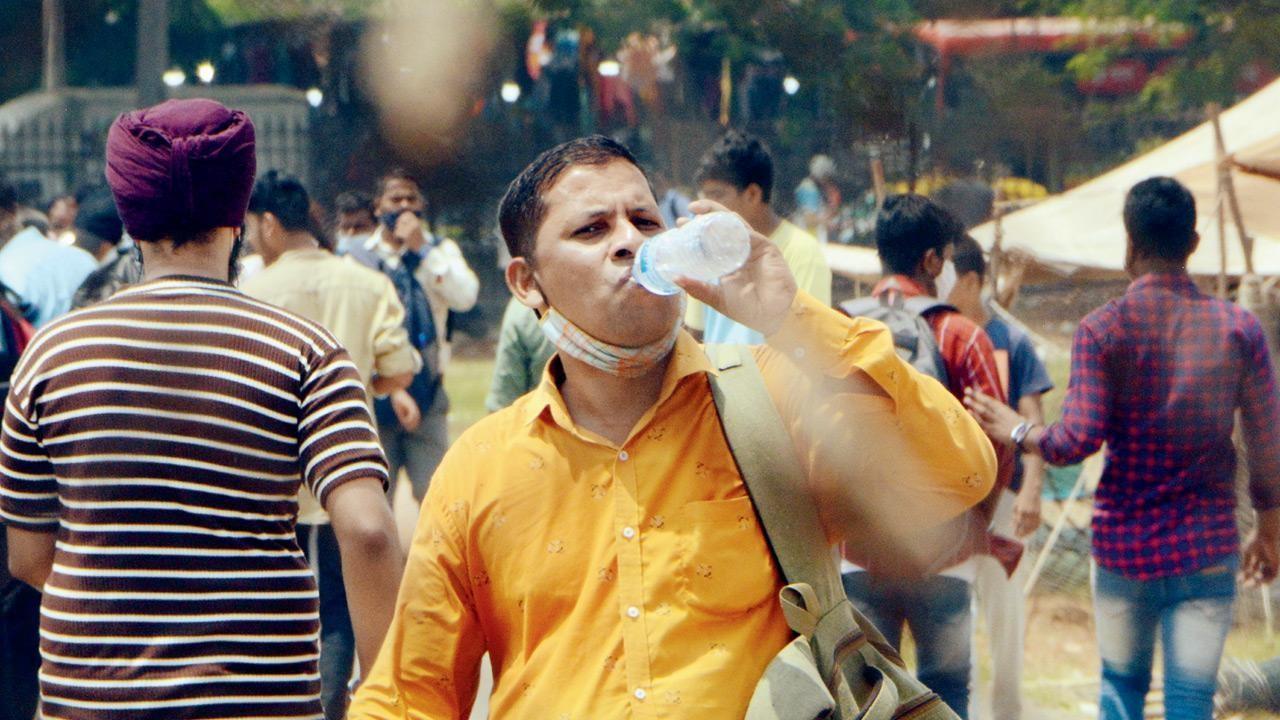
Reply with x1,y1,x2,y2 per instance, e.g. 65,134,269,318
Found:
42,0,65,91
136,0,170,108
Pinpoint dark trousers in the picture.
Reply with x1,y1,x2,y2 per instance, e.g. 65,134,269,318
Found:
298,523,355,720
843,571,973,719
0,580,40,720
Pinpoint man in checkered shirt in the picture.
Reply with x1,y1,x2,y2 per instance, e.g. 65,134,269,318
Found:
967,176,1280,720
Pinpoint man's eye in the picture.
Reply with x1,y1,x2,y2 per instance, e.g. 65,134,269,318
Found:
573,223,605,237
634,217,659,228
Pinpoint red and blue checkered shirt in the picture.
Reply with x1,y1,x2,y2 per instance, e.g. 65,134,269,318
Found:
1039,273,1280,579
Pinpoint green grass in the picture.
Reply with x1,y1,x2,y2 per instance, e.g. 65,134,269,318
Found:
444,356,497,441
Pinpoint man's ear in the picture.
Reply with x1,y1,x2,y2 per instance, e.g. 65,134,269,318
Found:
506,257,546,313
1188,230,1201,257
744,183,765,207
921,246,944,279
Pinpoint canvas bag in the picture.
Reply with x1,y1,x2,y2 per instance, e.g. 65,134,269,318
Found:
704,344,960,720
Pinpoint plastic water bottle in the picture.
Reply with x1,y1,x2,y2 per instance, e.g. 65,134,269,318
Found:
631,212,752,295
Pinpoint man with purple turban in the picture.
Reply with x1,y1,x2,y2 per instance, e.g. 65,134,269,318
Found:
0,98,404,719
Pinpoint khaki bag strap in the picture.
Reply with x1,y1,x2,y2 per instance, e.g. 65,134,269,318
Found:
704,344,846,615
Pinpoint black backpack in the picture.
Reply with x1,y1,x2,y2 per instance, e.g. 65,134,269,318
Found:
839,287,953,387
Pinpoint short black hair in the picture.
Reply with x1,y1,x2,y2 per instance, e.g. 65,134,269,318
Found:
875,194,964,275
335,190,373,217
695,130,774,202
0,175,16,214
73,187,124,247
376,168,420,201
498,135,646,260
952,235,986,280
248,171,313,232
1124,177,1197,262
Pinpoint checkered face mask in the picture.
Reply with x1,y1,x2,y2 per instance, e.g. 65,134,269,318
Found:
539,300,684,378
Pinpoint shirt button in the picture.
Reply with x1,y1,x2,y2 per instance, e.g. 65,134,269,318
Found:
622,526,636,540
627,606,640,619
618,450,629,461
793,347,807,360
634,688,647,701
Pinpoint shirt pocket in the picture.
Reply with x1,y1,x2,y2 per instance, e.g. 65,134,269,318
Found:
676,495,780,617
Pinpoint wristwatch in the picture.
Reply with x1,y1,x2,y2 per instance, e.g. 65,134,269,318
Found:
1010,420,1034,449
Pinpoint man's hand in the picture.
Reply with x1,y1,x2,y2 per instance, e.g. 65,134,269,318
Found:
1012,484,1042,538
393,211,427,252
964,388,1024,447
673,200,797,337
1241,508,1280,587
390,389,421,432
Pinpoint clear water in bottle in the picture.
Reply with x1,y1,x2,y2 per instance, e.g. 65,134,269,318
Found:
631,212,751,295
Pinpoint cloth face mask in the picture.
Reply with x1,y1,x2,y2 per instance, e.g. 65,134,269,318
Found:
540,303,683,378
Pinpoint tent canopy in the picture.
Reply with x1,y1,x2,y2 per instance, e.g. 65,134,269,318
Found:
970,77,1280,279
824,244,882,282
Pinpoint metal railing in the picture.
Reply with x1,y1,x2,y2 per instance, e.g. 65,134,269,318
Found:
0,86,311,201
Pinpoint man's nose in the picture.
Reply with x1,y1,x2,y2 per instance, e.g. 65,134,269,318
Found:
611,220,645,261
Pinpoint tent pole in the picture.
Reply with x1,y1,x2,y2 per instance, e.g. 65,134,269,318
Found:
869,145,886,210
1211,103,1254,275
1217,191,1228,299
990,203,1005,299
1210,104,1228,298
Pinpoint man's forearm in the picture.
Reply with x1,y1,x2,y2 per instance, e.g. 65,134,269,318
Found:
1021,454,1047,494
341,527,404,672
327,480,406,672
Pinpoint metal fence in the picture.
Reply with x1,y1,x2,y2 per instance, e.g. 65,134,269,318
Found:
0,86,311,203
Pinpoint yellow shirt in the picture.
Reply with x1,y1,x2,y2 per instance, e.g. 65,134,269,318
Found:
685,218,833,336
241,247,419,523
348,292,995,719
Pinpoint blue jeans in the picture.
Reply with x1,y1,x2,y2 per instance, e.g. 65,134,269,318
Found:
1092,558,1237,720
299,523,355,720
842,571,972,718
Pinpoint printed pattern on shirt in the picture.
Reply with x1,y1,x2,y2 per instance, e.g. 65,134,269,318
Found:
0,277,388,720
1039,273,1280,579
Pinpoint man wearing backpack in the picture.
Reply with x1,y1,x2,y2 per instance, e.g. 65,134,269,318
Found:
839,193,1013,719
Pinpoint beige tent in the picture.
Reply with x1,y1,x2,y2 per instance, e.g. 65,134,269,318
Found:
970,77,1280,279
823,243,882,282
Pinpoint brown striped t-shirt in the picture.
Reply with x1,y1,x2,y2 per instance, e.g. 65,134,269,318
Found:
0,275,389,720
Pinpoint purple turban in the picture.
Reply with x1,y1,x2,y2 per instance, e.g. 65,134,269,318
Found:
105,98,256,241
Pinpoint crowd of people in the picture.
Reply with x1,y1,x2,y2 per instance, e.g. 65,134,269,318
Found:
0,95,1278,720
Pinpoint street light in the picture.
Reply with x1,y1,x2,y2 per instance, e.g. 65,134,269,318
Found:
306,87,324,108
500,81,521,103
162,68,186,88
598,60,621,77
783,75,800,95
196,61,215,84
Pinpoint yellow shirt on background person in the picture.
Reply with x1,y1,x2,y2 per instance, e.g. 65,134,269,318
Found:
347,291,996,719
241,246,419,523
685,218,833,343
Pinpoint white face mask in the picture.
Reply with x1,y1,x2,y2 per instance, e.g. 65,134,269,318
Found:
935,259,957,301
336,231,371,251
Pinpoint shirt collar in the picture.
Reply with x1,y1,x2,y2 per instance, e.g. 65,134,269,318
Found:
1128,272,1199,296
275,246,329,263
770,219,794,253
519,330,716,436
872,274,928,299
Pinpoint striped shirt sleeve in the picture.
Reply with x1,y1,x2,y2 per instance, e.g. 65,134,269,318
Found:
298,344,390,507
1,355,58,531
